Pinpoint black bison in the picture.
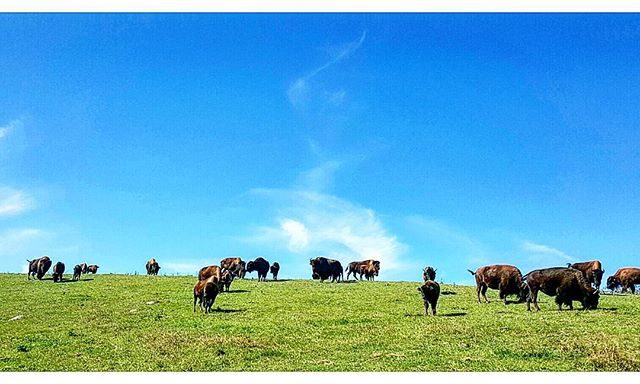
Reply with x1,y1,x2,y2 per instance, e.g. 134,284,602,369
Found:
237,261,247,279
52,262,65,283
524,267,599,311
607,268,640,293
220,257,245,277
418,266,440,316
193,276,220,314
145,259,160,275
468,264,528,304
72,264,83,281
568,260,604,290
86,265,99,274
27,256,52,280
246,257,270,281
270,262,280,280
310,257,343,283
346,260,380,281
79,263,88,274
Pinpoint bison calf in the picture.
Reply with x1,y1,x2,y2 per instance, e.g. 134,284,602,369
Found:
270,262,280,280
52,262,65,283
417,280,440,316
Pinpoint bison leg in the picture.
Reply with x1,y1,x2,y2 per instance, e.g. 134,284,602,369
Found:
424,301,429,316
481,285,489,303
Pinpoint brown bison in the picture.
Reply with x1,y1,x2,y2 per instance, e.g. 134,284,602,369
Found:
567,260,604,290
310,257,343,282
246,257,270,281
607,268,640,293
270,262,280,280
72,264,83,281
27,256,52,280
52,262,65,283
221,269,234,292
145,258,160,275
79,263,88,274
418,266,440,316
86,265,99,274
468,264,528,304
198,265,221,281
220,257,245,277
345,260,380,281
524,267,599,311
193,276,220,313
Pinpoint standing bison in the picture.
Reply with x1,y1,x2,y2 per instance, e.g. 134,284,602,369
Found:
310,257,343,283
468,264,528,304
145,259,160,275
524,267,599,311
86,265,99,274
27,256,52,280
72,264,83,281
246,257,270,281
193,276,220,314
418,266,440,316
568,260,604,290
345,260,380,281
220,257,245,277
52,262,65,283
270,262,280,280
607,268,640,293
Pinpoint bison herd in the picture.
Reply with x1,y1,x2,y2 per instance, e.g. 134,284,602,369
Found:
24,254,640,316
26,256,99,283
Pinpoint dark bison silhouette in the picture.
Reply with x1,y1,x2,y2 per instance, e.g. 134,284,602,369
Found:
27,256,52,280
246,257,270,281
145,259,160,275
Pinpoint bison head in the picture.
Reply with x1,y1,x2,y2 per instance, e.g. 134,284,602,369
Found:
517,282,530,303
246,261,255,272
606,276,620,291
422,266,436,281
582,290,600,310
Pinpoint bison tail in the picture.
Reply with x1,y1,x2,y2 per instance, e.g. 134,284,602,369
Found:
467,269,476,276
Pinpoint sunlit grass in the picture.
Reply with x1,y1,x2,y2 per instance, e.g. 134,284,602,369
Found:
1,273,639,371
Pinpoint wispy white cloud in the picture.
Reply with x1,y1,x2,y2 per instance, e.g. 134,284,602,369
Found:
296,160,341,192
163,261,202,275
287,31,366,107
0,120,20,140
0,228,46,256
0,187,35,217
244,188,405,272
522,240,573,262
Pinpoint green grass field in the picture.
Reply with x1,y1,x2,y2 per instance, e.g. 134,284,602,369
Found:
1,273,639,372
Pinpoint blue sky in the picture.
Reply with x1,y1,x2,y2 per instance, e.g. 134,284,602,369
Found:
1,14,639,284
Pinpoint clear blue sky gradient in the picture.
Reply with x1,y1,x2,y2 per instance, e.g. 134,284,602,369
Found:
1,14,638,284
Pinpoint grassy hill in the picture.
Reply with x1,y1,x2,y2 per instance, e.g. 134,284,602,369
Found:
1,273,639,371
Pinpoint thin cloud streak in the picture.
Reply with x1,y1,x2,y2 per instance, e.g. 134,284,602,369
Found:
0,187,35,217
522,240,573,262
287,31,366,106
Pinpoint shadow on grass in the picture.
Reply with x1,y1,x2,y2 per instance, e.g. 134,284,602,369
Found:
263,279,292,283
211,308,245,313
224,289,250,294
404,312,467,317
57,278,94,283
598,307,618,311
441,291,457,295
440,312,467,317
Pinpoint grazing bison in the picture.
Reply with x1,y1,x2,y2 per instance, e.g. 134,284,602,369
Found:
198,265,224,291
468,265,528,304
345,260,380,281
27,256,52,280
145,259,160,275
52,262,65,283
193,276,220,313
220,257,245,277
568,260,604,290
607,268,640,293
246,257,270,281
72,264,83,281
310,257,343,283
524,267,599,311
270,262,280,280
86,265,99,274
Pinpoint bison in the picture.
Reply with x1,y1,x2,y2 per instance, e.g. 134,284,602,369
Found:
221,269,234,292
79,263,88,274
345,260,380,281
418,266,440,316
198,265,222,282
270,262,280,280
86,265,99,274
52,262,65,283
72,264,83,281
607,268,640,294
145,259,160,275
310,257,343,283
524,267,599,311
193,276,220,313
568,260,604,290
27,256,52,280
220,257,245,277
246,257,270,281
468,264,528,304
